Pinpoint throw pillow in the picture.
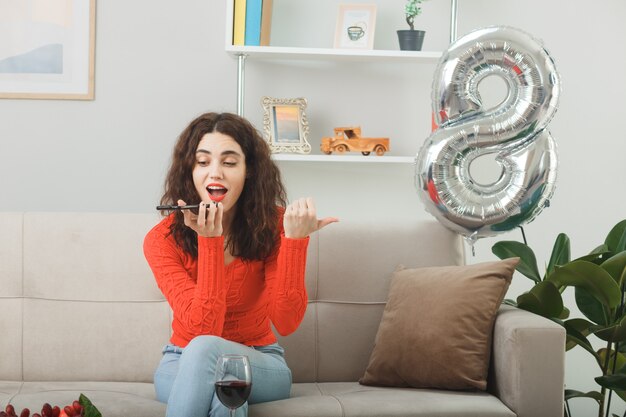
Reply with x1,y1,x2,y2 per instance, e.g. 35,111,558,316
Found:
359,257,519,390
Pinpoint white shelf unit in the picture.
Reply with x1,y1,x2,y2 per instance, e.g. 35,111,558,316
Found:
224,45,443,62
224,0,458,163
271,154,416,164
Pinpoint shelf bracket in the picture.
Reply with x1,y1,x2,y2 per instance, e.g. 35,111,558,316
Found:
236,53,247,116
450,0,458,43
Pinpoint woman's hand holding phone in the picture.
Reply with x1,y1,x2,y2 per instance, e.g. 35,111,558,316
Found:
179,199,223,237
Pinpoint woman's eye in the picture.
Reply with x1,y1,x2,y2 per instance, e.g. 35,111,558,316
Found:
196,160,209,167
223,161,237,167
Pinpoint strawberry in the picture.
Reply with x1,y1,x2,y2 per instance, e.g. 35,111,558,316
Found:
41,404,52,417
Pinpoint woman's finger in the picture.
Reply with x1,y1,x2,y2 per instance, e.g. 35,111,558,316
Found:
296,197,307,217
306,197,316,218
215,202,224,231
197,201,207,227
317,217,340,230
206,201,217,230
289,198,298,213
179,199,192,227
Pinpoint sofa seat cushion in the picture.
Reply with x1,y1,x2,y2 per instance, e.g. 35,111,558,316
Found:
249,382,516,417
2,381,165,417
3,380,516,417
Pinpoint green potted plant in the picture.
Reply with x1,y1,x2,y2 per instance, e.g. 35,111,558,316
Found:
398,0,427,51
491,219,626,417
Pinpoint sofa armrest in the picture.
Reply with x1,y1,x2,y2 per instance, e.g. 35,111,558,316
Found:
490,305,565,417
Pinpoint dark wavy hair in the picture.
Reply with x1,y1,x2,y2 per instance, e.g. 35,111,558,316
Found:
160,112,287,260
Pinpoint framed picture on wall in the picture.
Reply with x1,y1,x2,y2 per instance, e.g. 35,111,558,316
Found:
261,97,311,154
0,0,96,100
334,4,377,50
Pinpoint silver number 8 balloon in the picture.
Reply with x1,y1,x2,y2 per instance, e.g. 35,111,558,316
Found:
415,26,561,246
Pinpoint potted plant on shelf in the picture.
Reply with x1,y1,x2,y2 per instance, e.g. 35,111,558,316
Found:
398,0,427,51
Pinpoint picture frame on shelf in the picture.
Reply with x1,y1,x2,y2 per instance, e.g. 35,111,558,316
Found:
334,4,377,50
261,97,311,154
0,0,96,100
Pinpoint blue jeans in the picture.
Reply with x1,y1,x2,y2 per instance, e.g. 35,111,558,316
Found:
154,335,292,417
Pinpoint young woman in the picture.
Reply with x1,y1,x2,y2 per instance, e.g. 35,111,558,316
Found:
144,112,337,417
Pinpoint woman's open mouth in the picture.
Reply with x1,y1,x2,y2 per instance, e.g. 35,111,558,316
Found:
207,184,228,202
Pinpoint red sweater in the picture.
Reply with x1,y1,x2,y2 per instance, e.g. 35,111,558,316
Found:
143,213,309,348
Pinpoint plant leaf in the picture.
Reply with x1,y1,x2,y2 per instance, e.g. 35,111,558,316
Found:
576,287,610,325
597,353,626,405
594,316,626,343
564,389,602,403
595,373,626,391
575,251,610,265
606,220,626,252
564,318,595,350
516,281,563,318
601,251,626,287
492,241,541,283
591,244,610,255
612,388,626,404
549,261,621,308
547,233,571,277
563,321,601,363
79,393,103,417
620,234,626,253
598,349,626,374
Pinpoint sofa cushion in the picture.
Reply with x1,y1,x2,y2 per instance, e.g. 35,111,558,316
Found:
18,213,171,383
359,258,518,390
3,381,516,417
249,382,516,417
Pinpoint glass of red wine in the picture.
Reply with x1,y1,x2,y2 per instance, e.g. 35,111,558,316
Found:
214,354,252,417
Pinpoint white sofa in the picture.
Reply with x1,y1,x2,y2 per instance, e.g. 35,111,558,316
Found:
0,212,565,417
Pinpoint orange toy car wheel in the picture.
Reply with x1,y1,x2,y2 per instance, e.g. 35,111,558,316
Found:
374,145,386,156
361,151,370,156
335,144,348,153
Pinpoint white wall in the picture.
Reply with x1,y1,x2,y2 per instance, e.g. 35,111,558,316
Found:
1,0,625,414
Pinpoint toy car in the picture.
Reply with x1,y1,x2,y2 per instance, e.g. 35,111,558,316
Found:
320,127,390,156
